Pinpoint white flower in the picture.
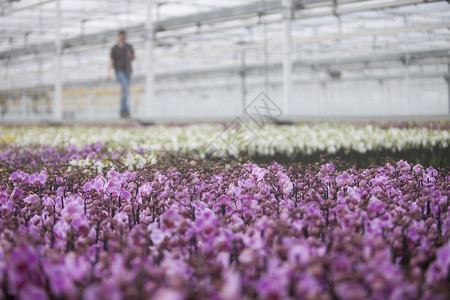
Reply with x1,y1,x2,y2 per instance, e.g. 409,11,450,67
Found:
1,124,448,157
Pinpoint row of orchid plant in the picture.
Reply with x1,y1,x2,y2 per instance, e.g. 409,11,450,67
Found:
1,123,449,157
0,141,449,299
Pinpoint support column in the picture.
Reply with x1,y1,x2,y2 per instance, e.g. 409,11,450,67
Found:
240,50,247,112
262,0,269,92
53,0,62,121
282,0,292,117
321,81,327,115
403,55,410,116
21,91,27,118
448,62,450,115
312,66,319,116
144,0,155,120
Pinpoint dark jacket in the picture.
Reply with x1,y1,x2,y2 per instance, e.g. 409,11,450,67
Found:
111,43,134,74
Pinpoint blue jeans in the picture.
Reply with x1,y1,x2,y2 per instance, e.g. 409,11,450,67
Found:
116,71,131,112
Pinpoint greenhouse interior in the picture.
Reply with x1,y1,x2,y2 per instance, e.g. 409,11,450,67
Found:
0,1,450,300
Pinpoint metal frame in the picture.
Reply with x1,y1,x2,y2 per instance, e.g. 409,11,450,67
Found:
1,48,447,93
144,0,154,120
1,0,442,60
282,0,293,116
0,0,449,120
53,0,62,121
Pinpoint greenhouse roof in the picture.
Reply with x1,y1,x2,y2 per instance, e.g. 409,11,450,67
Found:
0,0,449,90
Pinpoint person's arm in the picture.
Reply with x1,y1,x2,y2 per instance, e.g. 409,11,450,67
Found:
129,45,135,61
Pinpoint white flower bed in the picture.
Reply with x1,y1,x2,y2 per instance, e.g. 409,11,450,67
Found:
1,123,448,156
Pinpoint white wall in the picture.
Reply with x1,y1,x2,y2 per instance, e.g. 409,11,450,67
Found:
0,72,448,123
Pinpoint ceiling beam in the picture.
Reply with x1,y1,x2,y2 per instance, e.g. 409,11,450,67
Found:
3,0,440,60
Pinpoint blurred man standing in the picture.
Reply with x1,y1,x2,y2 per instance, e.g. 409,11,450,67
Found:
107,30,135,118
